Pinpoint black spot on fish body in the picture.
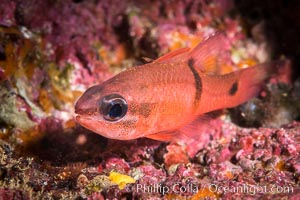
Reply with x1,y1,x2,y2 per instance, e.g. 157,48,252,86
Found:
187,58,202,108
229,81,238,95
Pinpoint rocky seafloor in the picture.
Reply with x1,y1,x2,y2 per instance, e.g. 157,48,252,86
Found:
0,0,300,199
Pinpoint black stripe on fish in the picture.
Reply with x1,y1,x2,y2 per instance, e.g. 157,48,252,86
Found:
188,58,202,108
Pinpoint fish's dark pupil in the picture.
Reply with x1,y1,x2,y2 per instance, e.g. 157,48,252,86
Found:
109,104,123,118
100,94,128,122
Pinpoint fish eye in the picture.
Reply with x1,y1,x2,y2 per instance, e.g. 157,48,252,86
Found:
99,94,128,121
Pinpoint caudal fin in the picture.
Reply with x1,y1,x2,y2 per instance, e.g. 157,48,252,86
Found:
199,62,274,113
234,63,272,103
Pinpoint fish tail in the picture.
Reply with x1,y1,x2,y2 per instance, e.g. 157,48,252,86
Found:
234,59,289,100
199,62,274,113
234,63,271,102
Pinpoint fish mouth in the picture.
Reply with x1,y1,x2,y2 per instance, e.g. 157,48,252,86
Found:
75,114,81,122
74,98,86,115
75,115,113,139
75,115,93,124
75,115,97,133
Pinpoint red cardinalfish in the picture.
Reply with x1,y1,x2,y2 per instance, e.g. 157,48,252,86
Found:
75,33,272,141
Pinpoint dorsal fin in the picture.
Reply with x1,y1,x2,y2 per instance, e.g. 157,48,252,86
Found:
153,47,190,63
141,57,154,63
188,33,231,75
